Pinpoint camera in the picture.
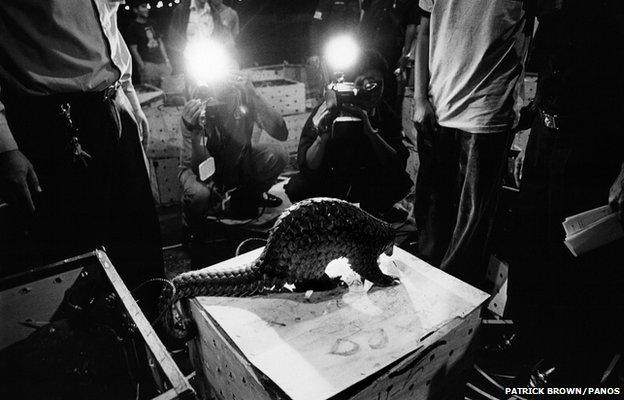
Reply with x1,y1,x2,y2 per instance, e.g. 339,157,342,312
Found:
328,79,380,108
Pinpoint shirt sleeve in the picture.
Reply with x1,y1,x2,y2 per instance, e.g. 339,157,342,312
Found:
418,0,433,15
0,98,18,153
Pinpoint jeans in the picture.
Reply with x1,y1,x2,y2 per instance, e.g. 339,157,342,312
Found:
414,125,511,288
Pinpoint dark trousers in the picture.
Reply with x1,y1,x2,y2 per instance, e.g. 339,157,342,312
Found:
508,115,624,382
2,89,164,289
414,126,511,288
285,169,411,214
182,142,288,224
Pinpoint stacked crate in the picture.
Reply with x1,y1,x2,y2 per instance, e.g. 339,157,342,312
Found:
247,64,311,171
141,89,184,207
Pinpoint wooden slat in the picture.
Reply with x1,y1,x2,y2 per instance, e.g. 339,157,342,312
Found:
96,251,194,399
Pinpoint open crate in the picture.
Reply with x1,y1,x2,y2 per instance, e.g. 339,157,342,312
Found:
0,250,195,399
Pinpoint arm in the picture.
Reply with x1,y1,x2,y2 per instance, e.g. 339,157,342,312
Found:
609,162,624,213
122,81,150,147
0,97,41,213
305,130,330,171
412,14,436,132
129,44,146,71
297,104,331,172
403,23,417,59
244,78,288,141
157,38,171,67
114,22,150,146
341,104,400,168
179,100,210,188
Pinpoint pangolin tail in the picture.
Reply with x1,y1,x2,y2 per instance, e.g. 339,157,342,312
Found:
157,259,282,342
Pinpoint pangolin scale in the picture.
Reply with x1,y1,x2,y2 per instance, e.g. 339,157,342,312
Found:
159,197,399,340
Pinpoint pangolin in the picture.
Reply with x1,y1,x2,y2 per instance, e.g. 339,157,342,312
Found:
159,197,399,340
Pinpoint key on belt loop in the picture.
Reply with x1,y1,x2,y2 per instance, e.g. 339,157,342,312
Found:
102,81,121,102
541,110,560,130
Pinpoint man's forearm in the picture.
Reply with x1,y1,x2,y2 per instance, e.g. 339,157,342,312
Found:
158,39,170,64
251,91,288,141
305,134,328,170
403,24,417,57
129,46,145,70
123,83,143,114
0,121,18,153
413,17,430,100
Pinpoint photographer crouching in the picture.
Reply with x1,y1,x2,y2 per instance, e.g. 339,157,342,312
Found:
285,44,412,222
179,40,288,228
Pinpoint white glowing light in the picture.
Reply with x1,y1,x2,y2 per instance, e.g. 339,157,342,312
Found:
168,2,173,6
156,1,163,8
146,3,151,9
184,39,234,85
124,5,130,10
324,35,359,72
175,0,180,3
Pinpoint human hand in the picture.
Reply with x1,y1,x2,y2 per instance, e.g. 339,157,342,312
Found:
181,99,205,132
134,108,150,148
412,97,437,135
608,164,624,214
231,72,255,93
0,150,42,214
340,103,376,137
324,88,338,110
514,148,525,188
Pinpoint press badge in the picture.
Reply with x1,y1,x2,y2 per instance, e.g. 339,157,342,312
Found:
199,157,215,181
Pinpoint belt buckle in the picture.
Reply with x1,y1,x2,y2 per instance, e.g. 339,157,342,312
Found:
543,112,559,130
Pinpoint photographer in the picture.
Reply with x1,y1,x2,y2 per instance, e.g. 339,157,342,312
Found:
179,71,288,226
285,50,412,221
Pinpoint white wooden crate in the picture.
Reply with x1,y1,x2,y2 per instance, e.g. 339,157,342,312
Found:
255,112,310,169
253,78,306,116
151,157,181,206
145,104,184,159
188,247,489,400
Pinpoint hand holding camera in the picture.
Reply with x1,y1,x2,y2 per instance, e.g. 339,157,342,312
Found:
339,103,377,137
182,99,205,133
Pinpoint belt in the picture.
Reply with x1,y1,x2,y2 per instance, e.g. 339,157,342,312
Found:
4,82,122,108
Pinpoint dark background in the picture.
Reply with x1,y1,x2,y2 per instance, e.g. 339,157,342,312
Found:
119,0,321,67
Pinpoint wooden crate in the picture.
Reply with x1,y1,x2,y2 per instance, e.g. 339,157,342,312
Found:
145,104,184,159
0,250,195,400
243,64,307,84
253,78,306,116
255,111,310,169
152,157,182,206
187,247,488,400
